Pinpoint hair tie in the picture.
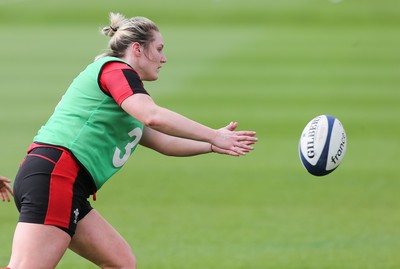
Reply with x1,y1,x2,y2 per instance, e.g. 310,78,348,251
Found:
110,26,118,32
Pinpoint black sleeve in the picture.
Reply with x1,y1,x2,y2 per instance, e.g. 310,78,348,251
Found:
122,69,149,95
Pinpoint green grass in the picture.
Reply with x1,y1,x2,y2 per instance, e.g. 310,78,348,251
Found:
1,0,400,268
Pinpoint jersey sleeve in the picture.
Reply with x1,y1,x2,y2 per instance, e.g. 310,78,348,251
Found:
99,61,149,106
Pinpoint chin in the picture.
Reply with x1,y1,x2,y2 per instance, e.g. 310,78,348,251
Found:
149,74,159,81
142,74,158,81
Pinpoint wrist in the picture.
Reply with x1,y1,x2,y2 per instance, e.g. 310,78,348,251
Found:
210,144,215,153
208,129,218,145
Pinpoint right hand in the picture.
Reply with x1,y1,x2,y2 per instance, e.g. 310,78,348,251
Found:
211,122,258,156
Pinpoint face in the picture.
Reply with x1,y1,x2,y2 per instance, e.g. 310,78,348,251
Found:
135,31,167,81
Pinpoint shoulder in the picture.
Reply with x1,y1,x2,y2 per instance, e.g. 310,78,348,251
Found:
102,61,134,73
100,61,141,80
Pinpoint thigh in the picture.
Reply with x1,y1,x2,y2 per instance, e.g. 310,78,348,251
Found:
69,209,136,269
8,222,71,269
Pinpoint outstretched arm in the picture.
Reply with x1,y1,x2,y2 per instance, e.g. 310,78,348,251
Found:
0,175,13,202
140,122,256,157
121,94,257,155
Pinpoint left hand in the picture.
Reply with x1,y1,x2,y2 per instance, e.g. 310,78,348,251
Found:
0,175,14,202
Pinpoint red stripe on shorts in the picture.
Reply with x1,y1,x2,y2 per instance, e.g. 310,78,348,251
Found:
44,150,79,228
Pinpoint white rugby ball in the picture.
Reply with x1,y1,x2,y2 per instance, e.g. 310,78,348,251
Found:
299,115,347,176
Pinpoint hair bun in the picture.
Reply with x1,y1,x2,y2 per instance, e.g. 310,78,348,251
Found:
110,26,119,32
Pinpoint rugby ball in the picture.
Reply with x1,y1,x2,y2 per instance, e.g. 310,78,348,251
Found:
299,115,347,176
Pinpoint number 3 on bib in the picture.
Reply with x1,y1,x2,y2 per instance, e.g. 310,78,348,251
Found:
113,127,143,168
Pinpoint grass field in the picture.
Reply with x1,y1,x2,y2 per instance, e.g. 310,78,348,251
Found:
1,0,400,268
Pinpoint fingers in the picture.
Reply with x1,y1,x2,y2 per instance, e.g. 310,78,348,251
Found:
224,123,256,138
225,121,238,131
237,131,257,139
213,141,256,157
1,190,11,202
0,175,11,183
232,145,253,155
0,176,13,202
235,133,258,150
5,184,14,196
234,132,257,155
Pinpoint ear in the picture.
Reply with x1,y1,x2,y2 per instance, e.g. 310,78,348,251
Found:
131,42,142,57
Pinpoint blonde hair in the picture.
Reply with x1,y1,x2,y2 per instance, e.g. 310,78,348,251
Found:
96,12,159,60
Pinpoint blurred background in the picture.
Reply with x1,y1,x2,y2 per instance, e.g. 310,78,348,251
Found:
1,0,399,268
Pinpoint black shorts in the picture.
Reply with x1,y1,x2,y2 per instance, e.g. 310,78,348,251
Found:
13,144,97,237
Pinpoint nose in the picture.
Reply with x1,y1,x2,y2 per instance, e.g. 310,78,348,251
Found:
161,53,167,64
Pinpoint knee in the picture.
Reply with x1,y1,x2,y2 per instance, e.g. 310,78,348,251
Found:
123,252,136,269
117,245,136,269
102,250,136,269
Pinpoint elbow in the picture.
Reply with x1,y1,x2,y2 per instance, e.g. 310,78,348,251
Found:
141,107,163,128
142,115,160,128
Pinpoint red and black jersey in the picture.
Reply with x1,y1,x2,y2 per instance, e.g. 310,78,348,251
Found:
99,61,149,105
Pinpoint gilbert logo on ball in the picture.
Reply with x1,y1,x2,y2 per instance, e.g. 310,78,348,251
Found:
299,115,347,176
